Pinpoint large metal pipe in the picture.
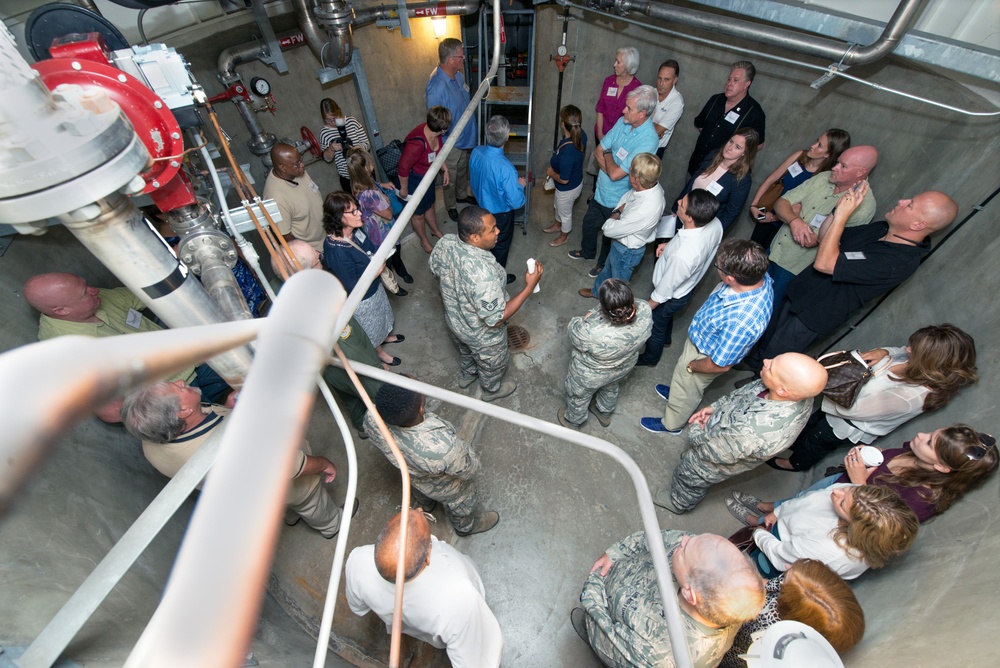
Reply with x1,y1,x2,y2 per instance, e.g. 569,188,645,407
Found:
56,193,254,385
582,0,929,66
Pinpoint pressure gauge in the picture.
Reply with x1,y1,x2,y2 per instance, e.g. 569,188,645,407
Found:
250,76,271,96
557,45,568,57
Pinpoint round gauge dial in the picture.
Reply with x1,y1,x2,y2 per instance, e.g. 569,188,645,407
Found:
557,45,568,57
250,76,271,96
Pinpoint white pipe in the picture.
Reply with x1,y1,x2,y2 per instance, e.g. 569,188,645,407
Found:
125,269,347,668
311,378,359,668
0,319,263,512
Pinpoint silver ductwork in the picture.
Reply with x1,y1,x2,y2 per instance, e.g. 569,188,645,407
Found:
582,0,929,67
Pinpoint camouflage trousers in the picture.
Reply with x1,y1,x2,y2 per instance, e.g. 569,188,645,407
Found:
411,475,480,533
564,364,633,425
456,336,509,393
669,446,732,512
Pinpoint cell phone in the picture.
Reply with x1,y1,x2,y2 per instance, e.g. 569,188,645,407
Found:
755,208,767,221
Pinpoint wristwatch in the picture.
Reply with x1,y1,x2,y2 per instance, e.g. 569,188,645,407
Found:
686,364,694,374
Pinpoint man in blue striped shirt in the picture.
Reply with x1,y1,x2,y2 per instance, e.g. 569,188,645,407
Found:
641,239,773,434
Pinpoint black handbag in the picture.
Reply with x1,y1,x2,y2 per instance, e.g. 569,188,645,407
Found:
376,139,405,179
818,350,874,408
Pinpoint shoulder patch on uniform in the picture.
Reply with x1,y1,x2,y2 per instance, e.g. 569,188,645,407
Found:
339,323,352,340
481,298,499,312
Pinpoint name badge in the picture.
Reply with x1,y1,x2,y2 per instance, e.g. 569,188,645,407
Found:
615,146,629,161
724,110,740,124
844,251,867,260
787,162,804,178
356,230,367,244
125,308,143,329
308,180,320,193
606,86,618,97
427,151,437,163
809,213,827,229
706,181,724,196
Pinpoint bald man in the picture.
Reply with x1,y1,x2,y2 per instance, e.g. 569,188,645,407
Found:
345,511,503,667
742,182,958,377
654,353,827,514
765,145,879,309
574,530,764,667
24,272,231,420
263,143,325,252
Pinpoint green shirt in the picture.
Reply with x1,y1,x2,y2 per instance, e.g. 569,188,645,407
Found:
769,172,876,275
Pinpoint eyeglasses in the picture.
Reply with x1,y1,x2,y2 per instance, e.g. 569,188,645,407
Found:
345,208,360,216
394,505,437,522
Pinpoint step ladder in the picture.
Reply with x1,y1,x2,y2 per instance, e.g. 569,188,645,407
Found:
467,7,536,235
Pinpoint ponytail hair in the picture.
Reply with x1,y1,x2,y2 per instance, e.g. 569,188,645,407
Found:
561,105,584,153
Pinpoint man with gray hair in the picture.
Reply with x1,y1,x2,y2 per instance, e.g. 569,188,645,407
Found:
121,380,358,538
469,114,526,280
427,37,478,222
569,84,659,279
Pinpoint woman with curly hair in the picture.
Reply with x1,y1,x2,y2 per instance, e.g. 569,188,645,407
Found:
720,558,864,668
558,278,652,430
769,323,978,472
322,192,403,369
749,484,919,580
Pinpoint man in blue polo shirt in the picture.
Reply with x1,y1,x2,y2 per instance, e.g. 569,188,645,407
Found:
427,37,478,223
641,239,773,434
569,85,659,279
469,115,525,283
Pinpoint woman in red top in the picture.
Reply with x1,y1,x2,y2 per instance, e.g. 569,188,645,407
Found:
395,106,452,253
594,47,642,142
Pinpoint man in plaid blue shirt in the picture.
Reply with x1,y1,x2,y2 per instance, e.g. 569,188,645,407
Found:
641,239,773,434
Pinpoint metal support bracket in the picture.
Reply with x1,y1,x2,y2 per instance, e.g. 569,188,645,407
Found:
250,0,289,74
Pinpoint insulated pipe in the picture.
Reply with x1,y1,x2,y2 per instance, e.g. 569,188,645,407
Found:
56,193,254,386
125,269,347,668
581,0,928,66
311,0,355,69
352,1,482,25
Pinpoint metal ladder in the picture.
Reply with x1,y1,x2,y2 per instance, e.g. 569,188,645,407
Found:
471,7,536,234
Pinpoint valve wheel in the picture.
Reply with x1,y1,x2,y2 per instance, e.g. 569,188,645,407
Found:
300,126,322,158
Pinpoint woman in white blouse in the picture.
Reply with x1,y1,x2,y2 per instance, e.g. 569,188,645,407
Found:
769,323,977,472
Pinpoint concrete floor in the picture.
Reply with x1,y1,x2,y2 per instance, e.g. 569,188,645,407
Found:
269,184,814,667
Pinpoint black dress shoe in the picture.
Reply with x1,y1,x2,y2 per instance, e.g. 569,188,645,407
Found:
635,357,656,367
506,273,516,284
448,208,460,221
382,356,402,366
398,271,414,284
457,195,477,205
393,287,408,297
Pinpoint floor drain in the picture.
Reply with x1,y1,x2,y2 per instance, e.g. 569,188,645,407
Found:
508,324,531,351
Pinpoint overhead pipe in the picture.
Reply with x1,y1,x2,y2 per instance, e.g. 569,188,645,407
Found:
577,0,929,66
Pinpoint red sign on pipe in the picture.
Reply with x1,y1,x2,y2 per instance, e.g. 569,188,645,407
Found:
499,14,507,44
413,4,448,16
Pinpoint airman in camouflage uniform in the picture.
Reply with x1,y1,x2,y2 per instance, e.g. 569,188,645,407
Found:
576,530,764,668
365,383,499,535
563,280,653,427
429,206,542,397
657,353,827,513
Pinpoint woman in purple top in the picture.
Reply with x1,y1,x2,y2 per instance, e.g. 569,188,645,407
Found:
594,47,642,143
732,425,997,525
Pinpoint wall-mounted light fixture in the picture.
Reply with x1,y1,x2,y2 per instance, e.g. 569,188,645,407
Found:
433,17,447,39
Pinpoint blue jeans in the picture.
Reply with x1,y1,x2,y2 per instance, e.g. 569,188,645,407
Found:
637,293,692,366
749,524,784,579
191,363,232,404
593,241,645,294
766,261,796,315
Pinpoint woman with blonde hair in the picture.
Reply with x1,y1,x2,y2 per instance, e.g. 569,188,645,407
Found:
720,558,864,667
749,484,919,580
672,127,759,230
543,105,587,248
769,323,978,472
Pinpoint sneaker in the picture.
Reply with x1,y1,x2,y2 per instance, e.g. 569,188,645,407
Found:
652,488,687,514
640,417,682,434
654,384,670,401
568,249,589,260
457,372,478,389
557,407,580,430
570,607,589,643
588,265,602,278
588,401,612,428
455,510,500,536
482,380,517,402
